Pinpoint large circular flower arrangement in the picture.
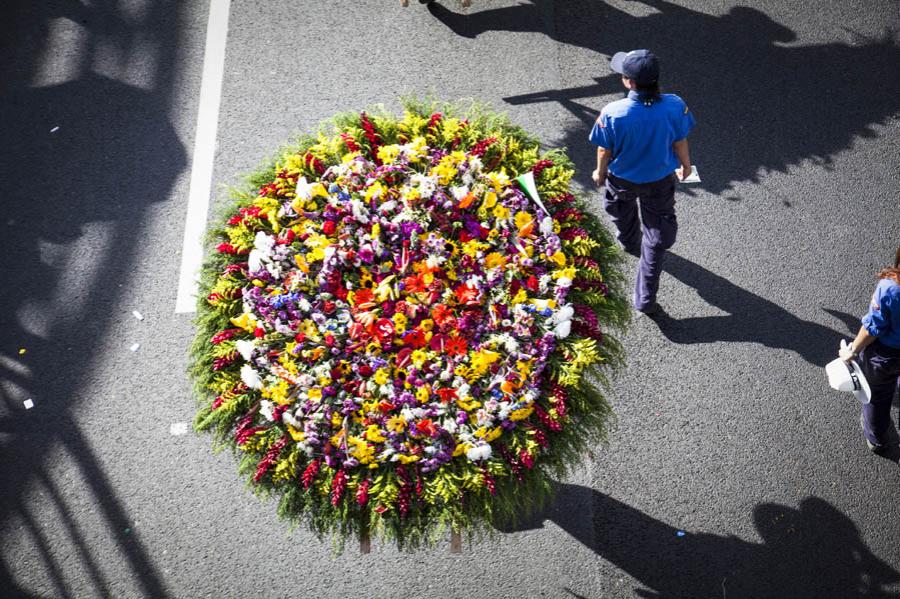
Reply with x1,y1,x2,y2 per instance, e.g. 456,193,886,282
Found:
190,101,629,549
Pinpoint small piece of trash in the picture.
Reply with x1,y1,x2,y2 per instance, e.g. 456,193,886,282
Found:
23,399,34,409
50,126,60,133
130,343,140,352
132,310,144,321
169,422,188,436
18,348,26,355
676,530,686,537
124,528,132,535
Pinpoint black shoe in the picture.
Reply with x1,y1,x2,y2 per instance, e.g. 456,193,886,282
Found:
636,302,662,316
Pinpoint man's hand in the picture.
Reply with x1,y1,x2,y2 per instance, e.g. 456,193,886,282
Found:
675,164,692,180
592,169,606,187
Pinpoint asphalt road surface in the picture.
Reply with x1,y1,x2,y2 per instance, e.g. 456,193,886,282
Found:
1,1,899,597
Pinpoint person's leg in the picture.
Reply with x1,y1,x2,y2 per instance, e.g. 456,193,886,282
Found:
603,175,641,255
634,175,678,310
859,342,900,448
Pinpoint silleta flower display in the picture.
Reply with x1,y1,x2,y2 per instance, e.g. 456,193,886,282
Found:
191,102,629,549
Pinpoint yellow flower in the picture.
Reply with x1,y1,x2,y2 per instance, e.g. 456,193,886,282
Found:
416,385,431,403
373,368,389,386
553,266,576,280
511,288,528,304
470,350,500,376
230,312,258,333
396,454,420,464
453,443,470,457
377,144,402,164
481,191,498,210
549,250,567,266
364,425,386,443
393,312,408,334
419,318,434,332
287,424,305,442
492,204,510,220
410,349,429,369
386,416,407,433
514,211,534,230
509,406,535,421
484,252,507,270
308,388,323,402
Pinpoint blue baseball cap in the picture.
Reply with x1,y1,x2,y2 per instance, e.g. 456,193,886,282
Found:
610,49,660,86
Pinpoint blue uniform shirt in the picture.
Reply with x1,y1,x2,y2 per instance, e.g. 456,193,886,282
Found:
862,278,900,348
589,91,695,184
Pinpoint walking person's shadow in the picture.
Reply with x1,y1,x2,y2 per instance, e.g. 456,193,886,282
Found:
430,0,900,195
649,253,847,367
498,483,900,598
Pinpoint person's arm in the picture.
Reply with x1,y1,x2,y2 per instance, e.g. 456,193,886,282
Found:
592,146,611,187
839,325,878,362
673,138,692,180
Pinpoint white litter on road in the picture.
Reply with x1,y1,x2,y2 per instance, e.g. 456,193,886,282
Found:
170,422,189,436
130,343,140,352
23,399,34,409
50,126,59,133
132,310,144,321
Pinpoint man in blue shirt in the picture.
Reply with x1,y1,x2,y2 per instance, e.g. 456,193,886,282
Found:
589,49,695,314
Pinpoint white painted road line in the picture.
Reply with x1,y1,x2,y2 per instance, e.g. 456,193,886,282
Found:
175,0,231,314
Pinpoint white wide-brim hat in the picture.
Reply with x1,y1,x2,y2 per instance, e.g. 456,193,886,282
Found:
825,346,872,404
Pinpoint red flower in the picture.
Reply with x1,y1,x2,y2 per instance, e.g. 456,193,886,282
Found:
253,327,265,339
435,388,458,404
322,220,336,235
416,418,438,437
454,284,479,305
445,337,467,356
358,364,373,377
373,318,395,344
403,328,426,349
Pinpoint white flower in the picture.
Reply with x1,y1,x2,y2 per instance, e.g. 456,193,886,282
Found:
466,444,493,462
295,176,316,200
283,411,301,429
450,185,469,201
260,400,275,422
553,304,575,324
235,339,255,361
254,231,275,253
248,249,263,272
556,277,572,289
554,320,572,339
240,364,262,389
540,216,554,236
298,297,311,312
379,200,397,213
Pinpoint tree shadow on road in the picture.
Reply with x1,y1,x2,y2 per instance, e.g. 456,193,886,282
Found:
498,482,900,598
0,1,187,596
431,0,900,196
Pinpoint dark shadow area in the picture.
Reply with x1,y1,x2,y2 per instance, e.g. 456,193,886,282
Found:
499,483,900,598
0,0,187,596
642,253,846,367
430,0,900,194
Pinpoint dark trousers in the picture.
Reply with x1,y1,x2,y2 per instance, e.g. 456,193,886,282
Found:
859,340,900,447
603,173,678,310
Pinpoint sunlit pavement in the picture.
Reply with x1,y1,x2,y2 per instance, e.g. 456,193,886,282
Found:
1,1,899,597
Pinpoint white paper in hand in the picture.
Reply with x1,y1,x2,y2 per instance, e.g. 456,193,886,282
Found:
679,165,701,183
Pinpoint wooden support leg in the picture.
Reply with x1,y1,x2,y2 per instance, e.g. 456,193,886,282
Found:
400,0,409,6
450,528,462,553
360,531,371,554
